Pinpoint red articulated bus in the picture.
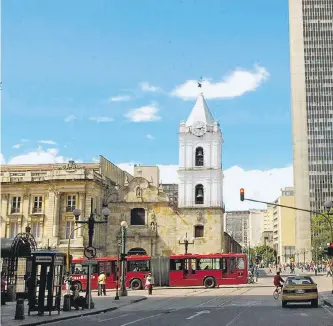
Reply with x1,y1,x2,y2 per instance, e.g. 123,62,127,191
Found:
69,255,150,291
167,253,247,288
67,253,247,291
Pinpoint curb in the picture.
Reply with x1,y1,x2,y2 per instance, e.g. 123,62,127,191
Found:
154,284,272,290
18,297,148,326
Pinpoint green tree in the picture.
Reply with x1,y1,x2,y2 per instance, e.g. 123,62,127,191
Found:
254,245,275,265
311,211,333,247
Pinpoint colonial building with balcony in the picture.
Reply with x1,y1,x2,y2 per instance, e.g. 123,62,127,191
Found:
0,156,132,257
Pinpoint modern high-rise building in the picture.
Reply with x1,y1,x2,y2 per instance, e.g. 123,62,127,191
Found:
289,0,333,262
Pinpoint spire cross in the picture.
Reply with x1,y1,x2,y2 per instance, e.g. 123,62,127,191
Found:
197,76,203,88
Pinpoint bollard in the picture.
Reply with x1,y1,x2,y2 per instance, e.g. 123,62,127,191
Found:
14,298,25,320
63,294,71,311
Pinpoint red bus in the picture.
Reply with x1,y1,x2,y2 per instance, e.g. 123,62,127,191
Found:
167,253,247,288
67,253,247,291
69,255,150,291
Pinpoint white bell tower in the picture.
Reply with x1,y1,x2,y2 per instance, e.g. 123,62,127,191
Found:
177,91,224,208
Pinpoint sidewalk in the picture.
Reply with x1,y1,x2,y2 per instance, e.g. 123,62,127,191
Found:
1,292,147,326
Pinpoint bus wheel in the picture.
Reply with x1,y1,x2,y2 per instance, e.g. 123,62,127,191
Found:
130,279,142,290
72,281,82,292
203,277,215,288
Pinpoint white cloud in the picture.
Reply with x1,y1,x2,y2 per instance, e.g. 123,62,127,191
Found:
20,139,29,142
171,64,269,100
146,134,155,140
39,140,57,145
124,103,161,122
92,157,99,163
139,82,161,92
12,144,22,149
89,116,114,123
116,163,293,211
0,153,5,165
108,95,132,102
3,147,71,165
64,114,77,123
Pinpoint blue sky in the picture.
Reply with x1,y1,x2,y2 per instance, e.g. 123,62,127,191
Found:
2,0,291,172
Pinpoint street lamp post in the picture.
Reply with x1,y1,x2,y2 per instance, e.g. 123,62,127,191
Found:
178,233,195,254
115,239,121,300
120,221,128,297
72,207,111,309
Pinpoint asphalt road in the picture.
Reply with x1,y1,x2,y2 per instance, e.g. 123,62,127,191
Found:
48,285,333,326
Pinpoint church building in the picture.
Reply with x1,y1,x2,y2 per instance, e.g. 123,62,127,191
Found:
106,91,226,256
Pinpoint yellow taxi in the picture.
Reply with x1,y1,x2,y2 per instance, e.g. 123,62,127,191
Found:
282,276,318,308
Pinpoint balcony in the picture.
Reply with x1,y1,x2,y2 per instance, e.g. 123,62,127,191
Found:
66,206,76,212
11,207,21,214
32,207,42,213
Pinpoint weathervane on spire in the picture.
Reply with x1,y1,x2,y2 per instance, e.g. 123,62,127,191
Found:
197,76,203,88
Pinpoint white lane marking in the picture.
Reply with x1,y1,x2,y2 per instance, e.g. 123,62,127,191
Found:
119,313,163,326
185,310,210,320
300,313,308,317
323,306,333,317
98,313,133,323
195,288,241,307
225,310,244,326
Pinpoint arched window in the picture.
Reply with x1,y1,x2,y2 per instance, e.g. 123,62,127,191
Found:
195,184,204,204
195,147,204,166
131,208,145,225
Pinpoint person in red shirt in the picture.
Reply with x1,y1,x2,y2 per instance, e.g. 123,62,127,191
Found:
273,271,285,289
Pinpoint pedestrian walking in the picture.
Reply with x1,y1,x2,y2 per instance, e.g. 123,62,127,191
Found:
98,271,106,296
145,273,154,295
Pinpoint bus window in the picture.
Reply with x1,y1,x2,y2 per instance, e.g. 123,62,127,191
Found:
221,258,227,273
230,258,236,274
170,259,184,271
73,263,98,275
98,262,104,274
236,257,245,270
105,262,112,277
128,260,150,272
197,258,220,270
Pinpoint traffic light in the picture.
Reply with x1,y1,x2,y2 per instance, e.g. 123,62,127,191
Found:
120,253,127,261
324,243,333,256
240,188,245,201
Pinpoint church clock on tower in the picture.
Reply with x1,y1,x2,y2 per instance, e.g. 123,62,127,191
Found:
177,93,224,208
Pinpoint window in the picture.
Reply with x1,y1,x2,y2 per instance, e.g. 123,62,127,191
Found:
9,222,18,238
221,258,228,273
33,196,43,213
195,184,204,204
197,258,220,270
65,221,75,239
71,263,98,275
11,197,21,213
127,260,150,272
195,147,204,166
31,222,41,238
230,258,236,273
66,195,76,212
130,208,145,225
194,225,204,238
236,257,245,270
170,259,185,271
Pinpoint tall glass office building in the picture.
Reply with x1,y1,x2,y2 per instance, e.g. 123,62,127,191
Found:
289,0,333,262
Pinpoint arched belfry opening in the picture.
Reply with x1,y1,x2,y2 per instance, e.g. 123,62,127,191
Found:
195,184,204,204
195,147,204,166
127,247,147,256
